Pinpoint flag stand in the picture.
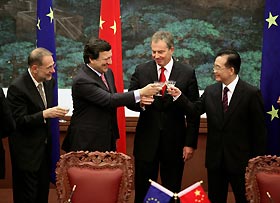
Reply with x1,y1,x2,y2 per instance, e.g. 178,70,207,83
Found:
174,193,178,203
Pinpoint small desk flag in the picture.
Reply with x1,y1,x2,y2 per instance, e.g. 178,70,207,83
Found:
177,181,210,203
144,180,174,203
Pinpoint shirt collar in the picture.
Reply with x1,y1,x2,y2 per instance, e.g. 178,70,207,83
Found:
223,75,239,93
86,64,102,77
156,58,174,73
28,68,41,87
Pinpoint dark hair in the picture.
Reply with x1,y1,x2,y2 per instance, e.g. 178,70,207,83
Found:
215,49,241,74
28,47,53,66
83,38,111,63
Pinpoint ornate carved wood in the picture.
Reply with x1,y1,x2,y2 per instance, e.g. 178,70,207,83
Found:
245,155,280,203
55,151,133,203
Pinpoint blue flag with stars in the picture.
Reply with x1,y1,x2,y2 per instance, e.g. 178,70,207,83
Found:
36,0,60,183
144,180,174,203
260,0,280,155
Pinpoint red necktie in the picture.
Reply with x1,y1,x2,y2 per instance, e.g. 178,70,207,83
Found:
101,74,109,90
222,87,229,112
159,67,166,95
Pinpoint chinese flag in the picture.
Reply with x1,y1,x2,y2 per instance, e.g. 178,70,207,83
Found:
178,182,210,203
99,0,126,153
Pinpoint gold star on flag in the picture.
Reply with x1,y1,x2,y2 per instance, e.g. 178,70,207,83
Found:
46,7,54,23
266,12,278,28
100,16,105,29
110,20,117,34
37,18,41,30
267,105,279,121
194,189,201,196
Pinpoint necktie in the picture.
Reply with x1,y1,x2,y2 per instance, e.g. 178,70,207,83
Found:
222,87,229,112
159,67,166,95
37,83,47,109
101,74,109,90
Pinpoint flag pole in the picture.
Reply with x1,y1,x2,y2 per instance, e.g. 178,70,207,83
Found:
174,193,178,202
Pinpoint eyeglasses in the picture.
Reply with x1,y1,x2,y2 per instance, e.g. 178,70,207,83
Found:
45,63,56,70
213,65,226,71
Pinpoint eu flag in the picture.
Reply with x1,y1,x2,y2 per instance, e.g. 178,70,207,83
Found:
260,0,280,155
36,0,59,183
144,180,174,203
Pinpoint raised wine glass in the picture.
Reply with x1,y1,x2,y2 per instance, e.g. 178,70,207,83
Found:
153,81,166,96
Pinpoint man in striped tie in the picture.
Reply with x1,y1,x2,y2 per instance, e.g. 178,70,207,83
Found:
168,49,267,203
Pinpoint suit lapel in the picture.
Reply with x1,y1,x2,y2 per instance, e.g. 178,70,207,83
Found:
212,83,224,121
83,66,110,92
223,79,244,123
168,61,180,81
150,61,159,82
43,80,54,109
104,70,115,93
25,73,46,110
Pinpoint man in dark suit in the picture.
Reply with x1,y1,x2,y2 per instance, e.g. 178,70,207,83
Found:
169,49,267,203
7,48,68,203
0,87,15,179
62,38,159,153
127,31,200,203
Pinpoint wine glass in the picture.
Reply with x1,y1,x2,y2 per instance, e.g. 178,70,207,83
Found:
153,81,166,96
58,106,70,123
166,80,176,93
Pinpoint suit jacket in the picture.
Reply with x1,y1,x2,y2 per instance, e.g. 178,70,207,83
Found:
7,71,54,171
0,88,15,178
176,79,267,173
128,60,200,162
62,65,136,152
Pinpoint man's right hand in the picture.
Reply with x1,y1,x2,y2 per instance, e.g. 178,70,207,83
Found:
43,106,69,118
139,84,161,96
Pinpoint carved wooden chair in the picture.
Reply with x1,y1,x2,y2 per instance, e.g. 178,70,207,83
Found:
55,151,133,203
245,155,280,203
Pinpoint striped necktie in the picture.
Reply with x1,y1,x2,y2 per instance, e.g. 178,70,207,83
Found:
101,74,109,90
37,83,47,109
222,87,229,112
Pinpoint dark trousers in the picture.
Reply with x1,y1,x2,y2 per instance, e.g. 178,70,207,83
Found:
134,157,184,203
207,168,247,203
11,151,50,203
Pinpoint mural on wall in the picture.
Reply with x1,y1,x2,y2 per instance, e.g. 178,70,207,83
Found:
0,0,264,89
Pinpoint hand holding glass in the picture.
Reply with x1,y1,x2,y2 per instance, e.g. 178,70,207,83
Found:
166,80,176,94
166,80,176,88
153,81,166,96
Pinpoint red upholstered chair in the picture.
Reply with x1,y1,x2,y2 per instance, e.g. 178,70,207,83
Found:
245,155,280,203
55,151,133,203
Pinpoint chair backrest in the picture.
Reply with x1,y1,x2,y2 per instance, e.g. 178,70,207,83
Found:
245,155,280,203
55,151,133,203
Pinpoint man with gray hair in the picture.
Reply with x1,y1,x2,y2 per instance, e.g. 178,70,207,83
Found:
7,48,68,203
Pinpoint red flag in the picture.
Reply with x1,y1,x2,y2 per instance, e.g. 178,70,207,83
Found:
177,182,211,203
99,0,126,153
